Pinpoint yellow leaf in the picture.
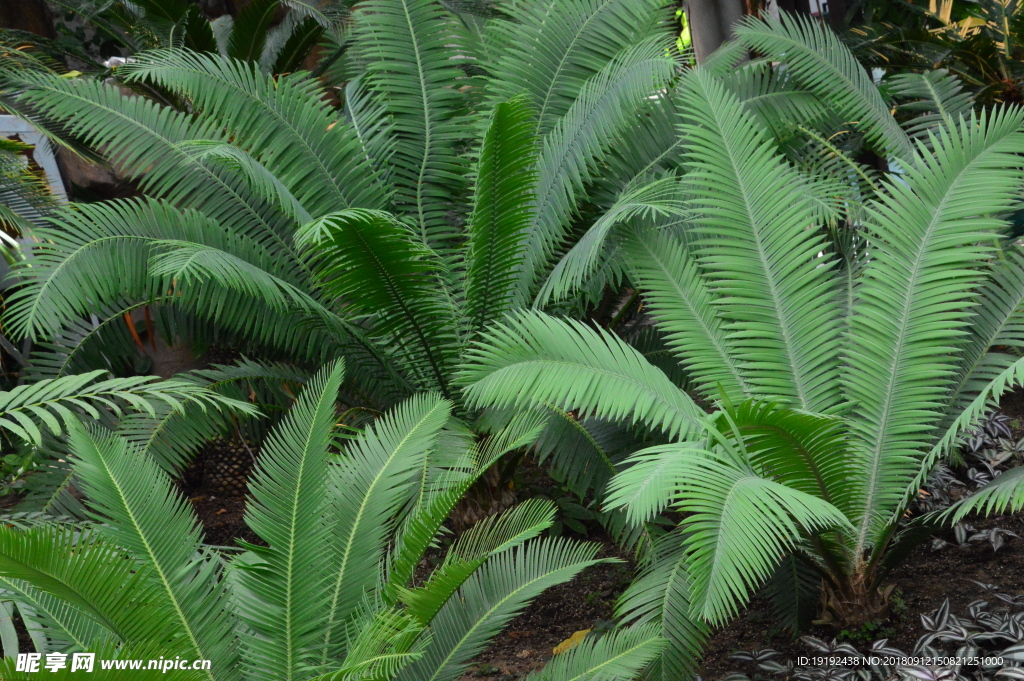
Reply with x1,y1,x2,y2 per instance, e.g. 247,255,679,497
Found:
552,628,590,655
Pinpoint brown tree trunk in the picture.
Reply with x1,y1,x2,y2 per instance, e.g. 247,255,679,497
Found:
685,0,746,63
0,0,56,38
778,0,813,13
828,0,848,29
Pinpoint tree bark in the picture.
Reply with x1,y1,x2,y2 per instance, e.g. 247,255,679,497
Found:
778,0,813,13
685,0,746,63
0,0,56,38
827,0,847,29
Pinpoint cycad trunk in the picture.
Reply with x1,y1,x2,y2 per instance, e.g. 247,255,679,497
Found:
685,0,745,63
817,571,895,629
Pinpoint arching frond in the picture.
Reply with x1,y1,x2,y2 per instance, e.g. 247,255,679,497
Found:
320,392,452,662
485,0,672,134
536,175,688,307
0,369,253,446
843,107,1024,554
459,311,708,440
353,0,467,250
622,229,751,402
614,532,708,680
890,69,975,138
67,423,239,681
11,72,296,244
522,622,666,681
942,466,1024,523
121,50,388,213
679,68,842,412
668,451,850,625
232,361,345,681
519,39,677,300
465,96,538,335
396,537,606,681
735,12,914,160
297,209,459,396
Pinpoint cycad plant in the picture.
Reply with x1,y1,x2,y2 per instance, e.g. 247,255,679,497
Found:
48,0,347,75
457,11,1024,677
0,361,665,681
0,0,687,503
856,0,1024,106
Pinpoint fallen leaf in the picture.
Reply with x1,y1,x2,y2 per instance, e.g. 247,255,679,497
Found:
553,629,590,655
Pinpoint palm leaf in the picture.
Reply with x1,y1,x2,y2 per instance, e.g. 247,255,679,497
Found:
843,107,1024,555
622,229,751,402
465,96,538,334
297,209,458,396
67,422,239,681
353,0,467,250
232,360,345,681
519,38,676,300
678,68,842,412
0,370,254,446
320,392,452,663
396,537,607,681
522,622,666,681
735,12,914,160
459,311,708,440
121,50,388,214
485,0,672,135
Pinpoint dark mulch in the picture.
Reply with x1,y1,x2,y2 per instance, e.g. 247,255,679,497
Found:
698,512,1024,679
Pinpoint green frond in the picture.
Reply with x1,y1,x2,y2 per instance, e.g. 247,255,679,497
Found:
622,229,751,402
353,0,467,250
678,68,843,412
890,69,975,139
614,532,708,680
232,360,345,681
536,175,689,307
735,12,914,160
0,369,254,446
323,608,429,681
604,443,714,527
485,0,673,134
465,96,538,334
522,622,666,681
297,209,459,396
942,466,1024,523
121,50,388,213
760,553,822,632
385,413,546,607
175,141,312,224
344,76,396,187
396,537,607,681
843,107,1024,554
0,525,170,646
399,499,556,625
321,392,452,663
114,358,302,472
67,422,239,681
531,406,634,499
918,353,1024,503
0,577,111,651
459,311,708,440
942,247,1024,424
11,72,296,243
668,451,851,625
717,400,854,516
227,0,278,63
719,60,829,140
520,39,677,300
